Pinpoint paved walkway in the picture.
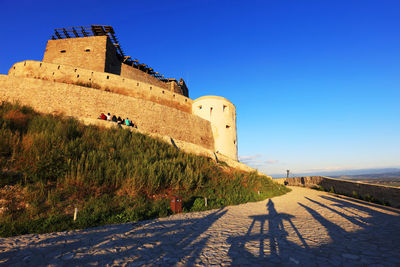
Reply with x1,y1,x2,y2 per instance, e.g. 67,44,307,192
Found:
1,187,399,266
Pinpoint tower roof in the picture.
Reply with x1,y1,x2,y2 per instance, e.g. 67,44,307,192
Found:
52,25,125,59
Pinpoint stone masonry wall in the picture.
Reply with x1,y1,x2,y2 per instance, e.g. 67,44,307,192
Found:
9,61,192,113
43,36,183,95
0,75,215,150
285,176,400,208
43,36,108,73
120,64,170,91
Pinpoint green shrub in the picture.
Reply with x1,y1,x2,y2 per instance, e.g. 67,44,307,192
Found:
0,101,290,237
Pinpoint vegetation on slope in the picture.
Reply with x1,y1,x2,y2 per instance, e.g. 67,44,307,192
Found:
0,101,289,237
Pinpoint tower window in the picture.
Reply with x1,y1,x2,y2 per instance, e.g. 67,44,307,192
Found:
106,76,109,79
223,105,227,111
60,50,66,53
226,125,230,128
198,105,202,109
210,107,213,116
85,48,91,52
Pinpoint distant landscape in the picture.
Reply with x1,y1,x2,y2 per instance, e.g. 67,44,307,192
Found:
272,168,400,187
331,171,400,187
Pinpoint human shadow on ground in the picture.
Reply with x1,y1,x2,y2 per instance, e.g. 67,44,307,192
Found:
227,196,400,266
227,199,310,265
0,208,227,266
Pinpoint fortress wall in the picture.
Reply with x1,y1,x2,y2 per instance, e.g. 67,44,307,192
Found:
43,36,108,73
9,61,193,113
192,96,238,160
0,75,215,150
284,176,400,208
43,36,182,95
119,64,170,91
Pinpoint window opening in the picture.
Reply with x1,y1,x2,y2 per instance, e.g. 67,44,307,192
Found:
60,50,66,53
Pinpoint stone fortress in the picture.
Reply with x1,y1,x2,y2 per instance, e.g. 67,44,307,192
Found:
0,25,249,168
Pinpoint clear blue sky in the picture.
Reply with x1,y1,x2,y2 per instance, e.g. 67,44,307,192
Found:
1,0,399,176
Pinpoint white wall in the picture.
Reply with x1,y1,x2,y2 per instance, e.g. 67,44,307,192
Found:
192,95,238,160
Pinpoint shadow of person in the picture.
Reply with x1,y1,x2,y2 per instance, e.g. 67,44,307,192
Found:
227,199,309,265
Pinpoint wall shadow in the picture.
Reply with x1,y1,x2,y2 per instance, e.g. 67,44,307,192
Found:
2,195,400,266
0,209,227,266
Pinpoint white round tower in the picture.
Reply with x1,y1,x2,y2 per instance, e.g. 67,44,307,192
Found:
192,96,237,161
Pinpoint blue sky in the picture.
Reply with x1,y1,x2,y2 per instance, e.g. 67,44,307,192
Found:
1,0,399,176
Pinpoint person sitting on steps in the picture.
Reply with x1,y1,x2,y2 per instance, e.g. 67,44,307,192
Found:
125,118,130,126
117,116,123,124
106,113,111,121
112,115,117,122
98,113,106,120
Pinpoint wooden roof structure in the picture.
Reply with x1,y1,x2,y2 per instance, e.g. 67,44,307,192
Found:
51,25,167,81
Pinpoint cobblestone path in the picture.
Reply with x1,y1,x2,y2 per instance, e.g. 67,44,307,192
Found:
1,186,399,266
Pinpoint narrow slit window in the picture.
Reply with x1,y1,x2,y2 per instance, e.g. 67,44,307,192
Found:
106,76,109,79
150,86,152,90
210,107,213,116
77,74,79,78
137,83,139,86
223,105,227,112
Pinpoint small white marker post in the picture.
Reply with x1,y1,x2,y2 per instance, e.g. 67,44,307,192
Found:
204,197,208,207
73,208,78,221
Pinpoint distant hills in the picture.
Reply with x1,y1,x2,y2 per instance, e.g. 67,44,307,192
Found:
271,168,400,179
331,170,400,180
271,168,400,187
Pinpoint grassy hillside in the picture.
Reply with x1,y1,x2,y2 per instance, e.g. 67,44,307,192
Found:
0,101,289,237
